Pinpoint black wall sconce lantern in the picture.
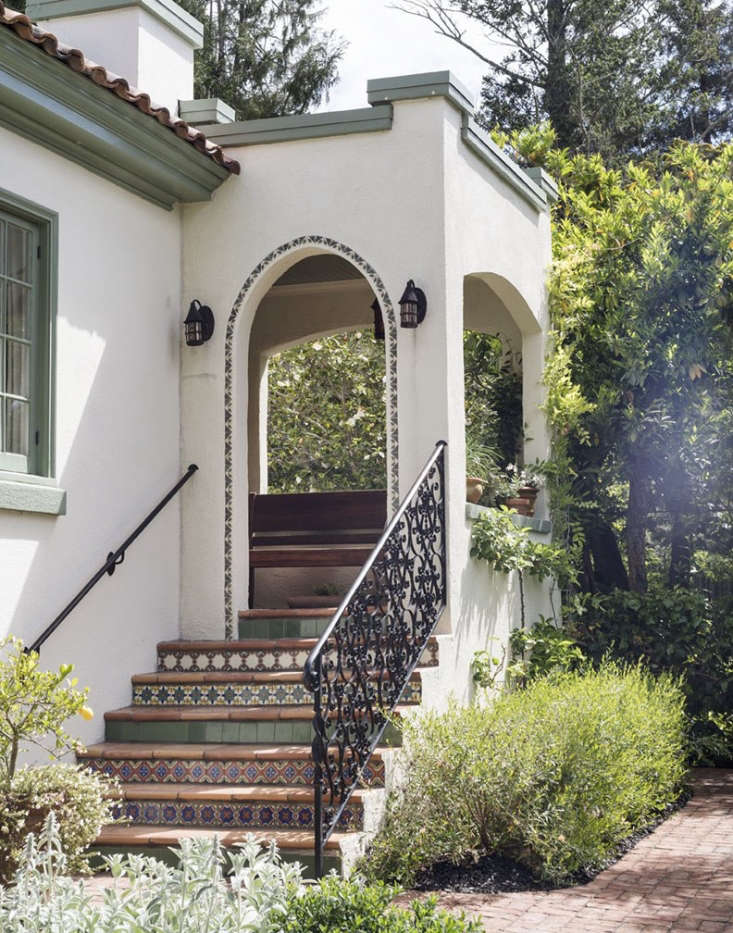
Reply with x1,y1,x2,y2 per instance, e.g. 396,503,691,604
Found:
184,299,215,346
371,297,385,341
399,279,427,328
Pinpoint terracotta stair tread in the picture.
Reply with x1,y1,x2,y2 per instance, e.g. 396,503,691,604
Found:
238,609,336,619
113,783,365,803
132,670,421,685
95,825,346,850
250,547,373,568
105,705,409,722
157,635,439,651
81,742,389,761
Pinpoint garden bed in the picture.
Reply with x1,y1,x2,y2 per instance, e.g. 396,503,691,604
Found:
413,791,691,895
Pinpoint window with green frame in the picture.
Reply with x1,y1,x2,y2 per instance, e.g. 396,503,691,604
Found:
0,194,56,477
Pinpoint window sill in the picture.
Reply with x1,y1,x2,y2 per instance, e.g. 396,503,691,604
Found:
465,502,551,535
0,475,66,515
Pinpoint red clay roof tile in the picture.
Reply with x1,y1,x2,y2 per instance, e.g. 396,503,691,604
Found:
0,1,240,175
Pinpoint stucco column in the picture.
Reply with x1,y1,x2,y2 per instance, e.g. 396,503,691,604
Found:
396,266,466,636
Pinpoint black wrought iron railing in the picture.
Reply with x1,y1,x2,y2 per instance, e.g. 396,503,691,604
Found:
303,441,447,876
27,464,198,654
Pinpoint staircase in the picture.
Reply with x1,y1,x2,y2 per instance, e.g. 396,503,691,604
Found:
79,608,440,876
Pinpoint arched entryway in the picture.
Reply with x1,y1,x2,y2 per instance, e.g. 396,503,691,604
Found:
223,237,398,636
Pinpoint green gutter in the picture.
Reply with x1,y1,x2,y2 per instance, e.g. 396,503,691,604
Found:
0,29,231,209
461,116,548,212
367,70,474,114
200,105,393,147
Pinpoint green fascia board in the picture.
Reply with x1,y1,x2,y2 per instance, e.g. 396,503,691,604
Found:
525,165,559,203
201,105,393,147
461,116,547,212
0,30,230,209
367,71,474,115
179,97,235,125
0,476,66,515
465,502,552,535
26,0,203,48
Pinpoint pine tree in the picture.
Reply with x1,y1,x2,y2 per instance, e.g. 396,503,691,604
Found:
396,0,732,159
179,0,345,120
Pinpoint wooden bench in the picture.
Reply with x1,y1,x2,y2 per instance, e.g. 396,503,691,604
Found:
248,490,387,604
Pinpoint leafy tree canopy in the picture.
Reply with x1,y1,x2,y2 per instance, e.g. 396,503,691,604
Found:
267,330,387,493
396,0,732,160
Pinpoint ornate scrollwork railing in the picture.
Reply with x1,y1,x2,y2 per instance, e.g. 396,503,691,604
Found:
303,441,447,876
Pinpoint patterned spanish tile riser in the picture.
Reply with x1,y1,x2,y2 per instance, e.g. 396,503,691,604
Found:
111,800,361,831
90,846,342,877
105,719,404,747
83,756,385,787
132,680,421,707
157,641,439,674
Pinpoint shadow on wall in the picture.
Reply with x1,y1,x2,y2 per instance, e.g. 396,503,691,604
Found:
1,284,182,755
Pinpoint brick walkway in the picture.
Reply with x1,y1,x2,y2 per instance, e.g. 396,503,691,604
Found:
407,769,733,932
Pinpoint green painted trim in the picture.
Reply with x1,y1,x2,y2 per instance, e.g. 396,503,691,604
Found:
0,187,58,478
179,98,235,125
0,476,66,514
201,105,393,147
0,30,231,209
26,0,203,48
461,116,548,212
367,70,474,114
525,165,559,203
465,502,552,535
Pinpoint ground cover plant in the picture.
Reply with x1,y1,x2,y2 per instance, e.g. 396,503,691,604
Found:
0,818,481,933
361,664,687,887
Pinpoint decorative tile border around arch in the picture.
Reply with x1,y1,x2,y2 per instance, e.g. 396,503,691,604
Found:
224,235,399,639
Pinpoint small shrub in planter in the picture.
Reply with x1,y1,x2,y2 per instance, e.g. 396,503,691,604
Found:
361,663,687,886
0,763,116,882
279,875,482,933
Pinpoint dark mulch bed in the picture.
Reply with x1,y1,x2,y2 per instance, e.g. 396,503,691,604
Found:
413,790,692,895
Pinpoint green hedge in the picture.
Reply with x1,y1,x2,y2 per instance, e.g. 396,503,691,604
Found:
362,664,687,885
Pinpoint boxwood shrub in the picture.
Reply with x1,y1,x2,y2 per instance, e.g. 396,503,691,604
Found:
362,663,687,885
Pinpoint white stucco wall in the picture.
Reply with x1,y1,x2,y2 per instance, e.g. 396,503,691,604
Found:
179,88,554,708
36,6,196,115
0,127,183,749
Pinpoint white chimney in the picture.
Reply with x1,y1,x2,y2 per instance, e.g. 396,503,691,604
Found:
25,0,203,117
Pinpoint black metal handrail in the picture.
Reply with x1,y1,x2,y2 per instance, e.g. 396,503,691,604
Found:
27,464,198,654
303,441,447,876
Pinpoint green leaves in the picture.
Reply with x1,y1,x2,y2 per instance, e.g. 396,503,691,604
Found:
361,665,687,886
267,331,387,493
0,638,90,789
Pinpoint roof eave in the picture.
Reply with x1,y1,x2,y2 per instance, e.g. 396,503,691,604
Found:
0,24,235,209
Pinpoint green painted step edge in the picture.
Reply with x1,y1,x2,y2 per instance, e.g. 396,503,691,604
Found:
89,846,341,878
238,616,332,639
105,719,404,747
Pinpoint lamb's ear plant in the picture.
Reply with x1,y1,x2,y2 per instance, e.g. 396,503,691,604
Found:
0,816,305,933
0,637,91,788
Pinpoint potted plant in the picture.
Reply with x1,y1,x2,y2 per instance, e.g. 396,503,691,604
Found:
502,464,541,516
465,433,500,504
287,583,342,609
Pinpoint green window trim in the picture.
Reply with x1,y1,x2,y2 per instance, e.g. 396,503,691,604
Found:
0,187,58,484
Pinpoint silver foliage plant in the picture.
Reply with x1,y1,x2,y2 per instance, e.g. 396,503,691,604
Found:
0,812,304,932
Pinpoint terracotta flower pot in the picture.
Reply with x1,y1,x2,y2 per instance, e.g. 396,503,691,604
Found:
507,487,538,516
466,476,484,504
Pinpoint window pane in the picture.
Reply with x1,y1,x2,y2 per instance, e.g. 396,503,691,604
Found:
6,282,30,338
7,224,31,283
4,339,30,398
0,220,5,276
3,397,28,455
